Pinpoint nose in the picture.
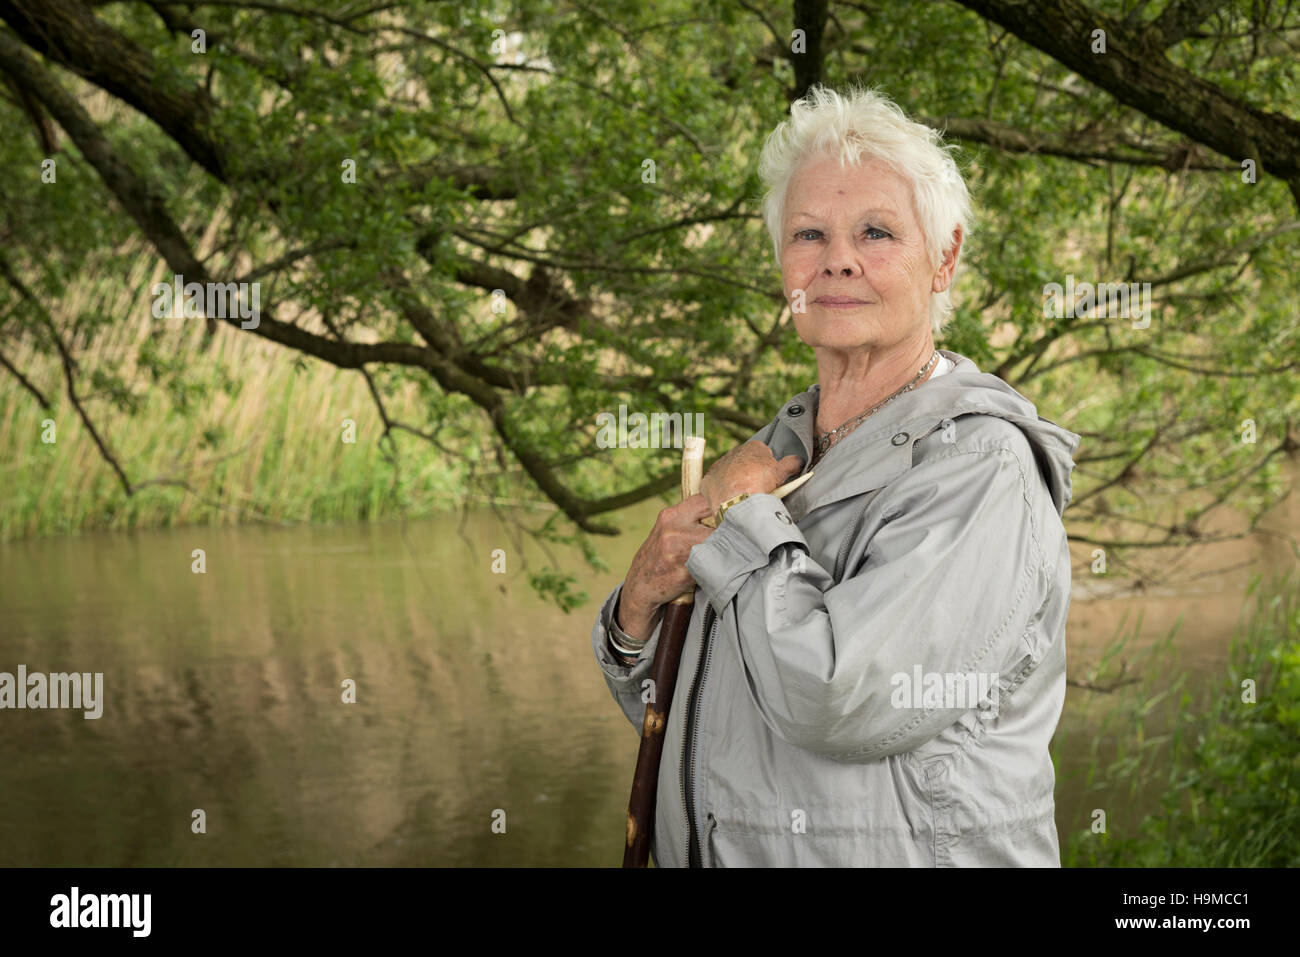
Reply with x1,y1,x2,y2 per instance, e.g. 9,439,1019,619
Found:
821,233,862,277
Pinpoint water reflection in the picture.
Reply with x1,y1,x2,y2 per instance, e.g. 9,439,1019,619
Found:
1,518,644,866
1,464,1295,865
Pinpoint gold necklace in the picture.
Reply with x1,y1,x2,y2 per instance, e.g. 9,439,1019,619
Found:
813,351,940,458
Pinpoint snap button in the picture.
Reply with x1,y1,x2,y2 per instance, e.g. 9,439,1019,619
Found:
891,432,909,446
775,511,792,524
787,404,804,416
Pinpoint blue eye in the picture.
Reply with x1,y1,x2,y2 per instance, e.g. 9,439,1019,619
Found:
793,227,891,241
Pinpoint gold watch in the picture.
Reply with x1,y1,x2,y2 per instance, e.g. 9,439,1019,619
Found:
713,492,751,527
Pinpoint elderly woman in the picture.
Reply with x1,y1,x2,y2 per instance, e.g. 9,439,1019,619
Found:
591,84,1080,867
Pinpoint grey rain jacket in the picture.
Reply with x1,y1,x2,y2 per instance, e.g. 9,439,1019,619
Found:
591,349,1081,866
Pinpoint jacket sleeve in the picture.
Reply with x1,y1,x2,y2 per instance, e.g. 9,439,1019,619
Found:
591,581,665,732
684,445,1048,763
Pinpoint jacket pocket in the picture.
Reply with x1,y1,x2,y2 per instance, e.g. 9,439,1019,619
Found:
830,489,884,584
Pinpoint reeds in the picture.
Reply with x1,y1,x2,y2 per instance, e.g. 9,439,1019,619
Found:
0,247,466,540
1057,572,1299,866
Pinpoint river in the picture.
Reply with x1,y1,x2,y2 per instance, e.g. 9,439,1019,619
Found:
1,464,1295,865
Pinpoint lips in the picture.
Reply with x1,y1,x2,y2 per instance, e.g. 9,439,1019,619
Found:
815,297,869,304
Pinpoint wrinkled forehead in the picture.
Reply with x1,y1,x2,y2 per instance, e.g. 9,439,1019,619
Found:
785,153,916,223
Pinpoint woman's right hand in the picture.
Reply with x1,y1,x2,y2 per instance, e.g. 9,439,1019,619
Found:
617,493,715,639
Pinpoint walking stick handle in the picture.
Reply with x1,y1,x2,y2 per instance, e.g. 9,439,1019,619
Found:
669,437,705,603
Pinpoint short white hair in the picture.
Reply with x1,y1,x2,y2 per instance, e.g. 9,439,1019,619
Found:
757,83,974,336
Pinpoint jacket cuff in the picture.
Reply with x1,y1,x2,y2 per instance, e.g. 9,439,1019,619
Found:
686,492,808,608
592,582,662,675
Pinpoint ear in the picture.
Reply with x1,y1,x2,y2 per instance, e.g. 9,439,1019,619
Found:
931,224,964,293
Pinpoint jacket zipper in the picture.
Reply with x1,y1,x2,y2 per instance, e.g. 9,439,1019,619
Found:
681,601,718,868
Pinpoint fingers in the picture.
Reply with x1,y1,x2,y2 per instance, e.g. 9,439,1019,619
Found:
631,496,716,608
779,453,804,480
682,492,713,520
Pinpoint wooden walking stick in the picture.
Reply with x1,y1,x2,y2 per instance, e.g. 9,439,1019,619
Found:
620,438,816,867
622,436,705,868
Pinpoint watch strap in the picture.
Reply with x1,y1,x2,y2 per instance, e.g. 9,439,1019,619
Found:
715,491,751,526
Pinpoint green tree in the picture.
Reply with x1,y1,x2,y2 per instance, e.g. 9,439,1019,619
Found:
0,0,1296,592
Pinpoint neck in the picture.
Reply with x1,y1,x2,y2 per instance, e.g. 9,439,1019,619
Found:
815,334,937,435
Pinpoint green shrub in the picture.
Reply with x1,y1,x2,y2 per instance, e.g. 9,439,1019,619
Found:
1064,574,1300,867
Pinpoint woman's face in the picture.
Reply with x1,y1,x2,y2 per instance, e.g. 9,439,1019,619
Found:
780,153,956,354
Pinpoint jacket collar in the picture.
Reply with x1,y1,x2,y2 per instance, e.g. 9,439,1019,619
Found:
760,350,1079,519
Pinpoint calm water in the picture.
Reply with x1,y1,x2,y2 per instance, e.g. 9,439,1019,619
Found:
1,474,1295,866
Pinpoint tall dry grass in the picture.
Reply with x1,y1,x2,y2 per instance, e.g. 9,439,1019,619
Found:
0,244,470,541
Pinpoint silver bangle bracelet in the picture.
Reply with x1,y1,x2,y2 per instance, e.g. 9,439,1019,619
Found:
609,611,647,650
608,629,646,657
607,637,640,666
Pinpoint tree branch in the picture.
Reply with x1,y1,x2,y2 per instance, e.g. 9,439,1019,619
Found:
0,251,133,493
922,114,1239,171
0,0,228,179
0,342,51,407
953,0,1300,187
1147,0,1228,47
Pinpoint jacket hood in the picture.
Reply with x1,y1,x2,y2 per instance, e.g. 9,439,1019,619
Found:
768,350,1082,516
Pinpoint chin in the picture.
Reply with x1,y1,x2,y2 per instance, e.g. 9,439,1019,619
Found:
796,318,877,350
800,334,878,353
